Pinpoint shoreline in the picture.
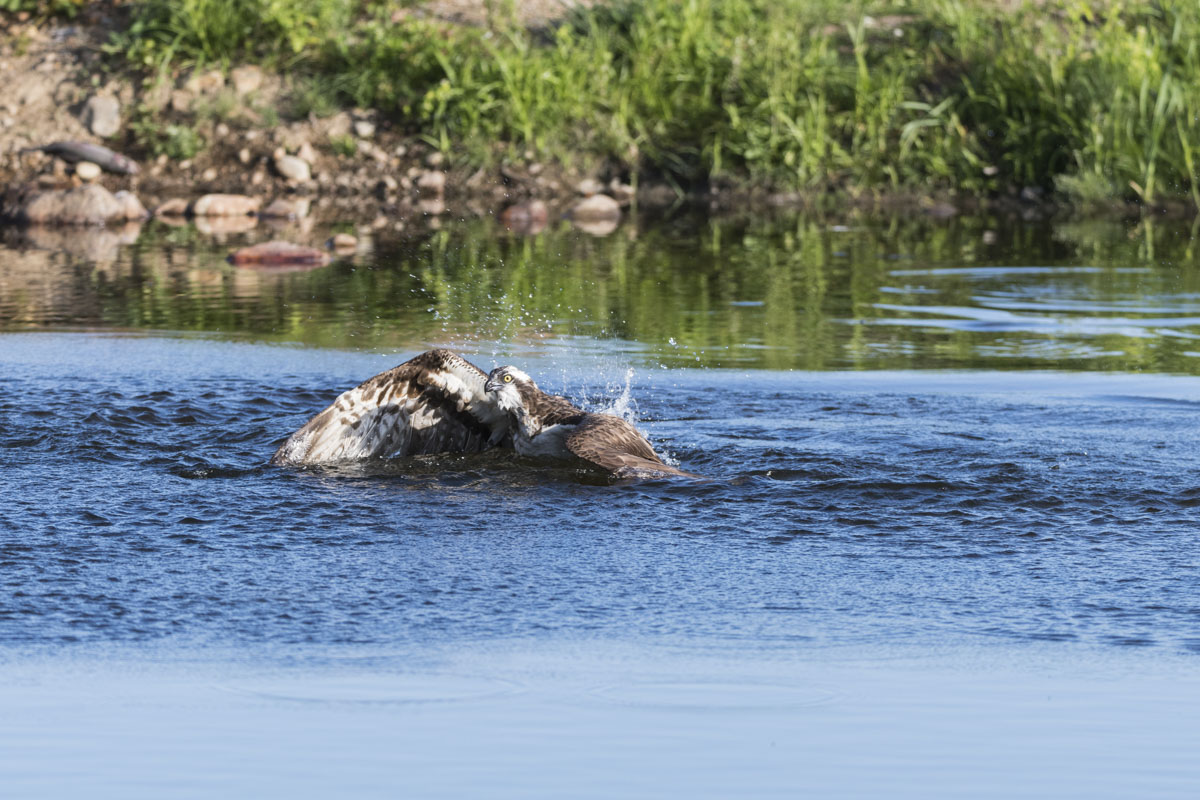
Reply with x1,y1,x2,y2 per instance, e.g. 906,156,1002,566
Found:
2,1,1195,225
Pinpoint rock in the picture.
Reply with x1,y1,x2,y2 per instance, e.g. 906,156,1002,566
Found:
183,69,224,95
296,142,317,165
113,191,148,221
322,112,352,140
74,161,101,181
426,151,444,167
274,151,311,184
417,170,446,197
608,179,634,202
327,232,358,251
259,197,310,219
576,178,604,196
228,240,331,267
82,95,121,138
353,119,375,139
229,65,263,96
214,123,230,139
190,194,261,216
170,90,194,113
500,200,549,235
418,197,446,216
201,167,218,182
238,148,252,165
569,193,621,223
154,198,189,217
17,184,146,225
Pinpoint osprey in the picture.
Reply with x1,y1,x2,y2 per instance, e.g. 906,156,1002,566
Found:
272,349,694,479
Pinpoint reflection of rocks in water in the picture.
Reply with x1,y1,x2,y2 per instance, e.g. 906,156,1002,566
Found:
572,216,619,237
0,244,102,326
501,200,549,236
260,214,315,237
19,222,142,262
228,240,331,270
194,214,259,236
569,193,621,236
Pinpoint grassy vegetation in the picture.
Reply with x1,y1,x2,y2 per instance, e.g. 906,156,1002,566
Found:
112,0,1200,205
1,0,86,16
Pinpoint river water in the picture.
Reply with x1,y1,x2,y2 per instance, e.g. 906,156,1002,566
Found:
1,211,1198,797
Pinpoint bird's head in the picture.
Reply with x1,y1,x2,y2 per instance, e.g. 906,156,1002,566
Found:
484,365,534,413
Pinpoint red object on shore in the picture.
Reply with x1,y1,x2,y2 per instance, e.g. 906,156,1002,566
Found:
228,240,331,267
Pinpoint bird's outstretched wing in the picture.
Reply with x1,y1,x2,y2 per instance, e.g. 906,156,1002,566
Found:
272,350,510,466
565,414,696,479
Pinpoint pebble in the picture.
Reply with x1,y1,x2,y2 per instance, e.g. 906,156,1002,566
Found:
296,142,318,165
201,167,218,182
417,170,446,197
170,90,194,113
82,95,121,138
74,161,101,181
238,148,252,165
274,152,311,184
353,120,376,139
230,65,263,96
184,69,224,95
154,198,189,217
577,178,605,196
426,151,445,167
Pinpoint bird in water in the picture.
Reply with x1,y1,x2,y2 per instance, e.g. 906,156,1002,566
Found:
273,349,695,479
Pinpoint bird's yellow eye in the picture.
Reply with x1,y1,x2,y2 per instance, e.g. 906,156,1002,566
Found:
503,374,513,383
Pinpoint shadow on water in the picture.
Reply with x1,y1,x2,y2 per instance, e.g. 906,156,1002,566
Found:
5,210,1200,372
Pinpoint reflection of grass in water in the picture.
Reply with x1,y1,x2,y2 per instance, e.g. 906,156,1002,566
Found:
35,212,1200,374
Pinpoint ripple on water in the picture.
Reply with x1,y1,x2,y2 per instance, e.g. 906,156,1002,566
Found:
0,336,1199,653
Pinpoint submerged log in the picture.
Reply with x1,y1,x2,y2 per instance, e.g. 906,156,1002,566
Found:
20,141,140,175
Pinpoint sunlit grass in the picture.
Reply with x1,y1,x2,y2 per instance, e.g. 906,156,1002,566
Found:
113,0,1200,204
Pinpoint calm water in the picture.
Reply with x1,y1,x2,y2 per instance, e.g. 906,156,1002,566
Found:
1,211,1199,797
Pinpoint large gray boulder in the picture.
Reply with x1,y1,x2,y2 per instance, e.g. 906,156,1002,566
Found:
15,184,147,225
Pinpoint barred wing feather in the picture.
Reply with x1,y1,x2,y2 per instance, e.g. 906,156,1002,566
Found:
272,350,510,465
565,414,695,478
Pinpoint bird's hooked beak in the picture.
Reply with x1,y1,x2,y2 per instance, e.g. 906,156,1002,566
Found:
484,377,500,394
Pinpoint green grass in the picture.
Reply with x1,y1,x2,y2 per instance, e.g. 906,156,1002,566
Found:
112,0,1200,205
1,0,86,16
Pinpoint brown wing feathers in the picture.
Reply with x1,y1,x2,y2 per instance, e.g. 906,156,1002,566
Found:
565,414,693,478
272,349,501,465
